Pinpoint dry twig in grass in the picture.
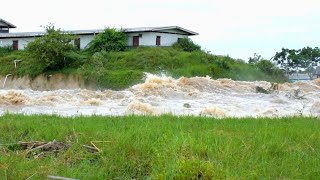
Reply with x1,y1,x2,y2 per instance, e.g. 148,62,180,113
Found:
47,175,79,180
82,145,99,153
26,172,38,180
83,141,112,153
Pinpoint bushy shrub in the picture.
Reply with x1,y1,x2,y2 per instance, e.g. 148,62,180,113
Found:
216,59,231,70
0,46,13,57
87,28,127,53
64,51,88,68
172,38,201,52
80,51,108,81
25,25,76,72
256,60,275,75
210,64,223,77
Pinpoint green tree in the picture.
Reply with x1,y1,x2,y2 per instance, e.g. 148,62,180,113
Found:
248,53,262,64
87,28,127,53
249,53,284,78
272,47,320,69
172,38,201,52
25,24,76,71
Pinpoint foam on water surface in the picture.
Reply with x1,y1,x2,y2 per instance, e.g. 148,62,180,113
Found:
1,73,320,117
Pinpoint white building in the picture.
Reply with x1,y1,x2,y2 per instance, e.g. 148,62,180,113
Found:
0,19,198,50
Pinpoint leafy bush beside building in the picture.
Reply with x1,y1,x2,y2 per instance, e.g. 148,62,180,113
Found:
87,28,127,53
172,38,201,52
25,25,77,72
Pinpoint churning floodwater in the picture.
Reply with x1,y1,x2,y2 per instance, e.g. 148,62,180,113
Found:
1,73,320,117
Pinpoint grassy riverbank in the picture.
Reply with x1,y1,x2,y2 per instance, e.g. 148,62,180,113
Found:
0,114,319,179
0,47,286,90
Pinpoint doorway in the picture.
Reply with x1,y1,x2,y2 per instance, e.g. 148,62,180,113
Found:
133,36,139,47
12,40,18,50
156,36,161,46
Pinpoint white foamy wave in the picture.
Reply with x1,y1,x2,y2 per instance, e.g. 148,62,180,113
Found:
1,74,320,117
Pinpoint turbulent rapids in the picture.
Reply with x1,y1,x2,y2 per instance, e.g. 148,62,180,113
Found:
1,74,320,117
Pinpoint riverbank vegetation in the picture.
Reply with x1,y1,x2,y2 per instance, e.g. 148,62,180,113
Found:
0,27,287,89
0,114,319,179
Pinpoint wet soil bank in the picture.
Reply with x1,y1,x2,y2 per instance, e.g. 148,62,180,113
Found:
0,74,96,90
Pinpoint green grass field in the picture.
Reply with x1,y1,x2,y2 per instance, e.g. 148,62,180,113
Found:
0,114,319,179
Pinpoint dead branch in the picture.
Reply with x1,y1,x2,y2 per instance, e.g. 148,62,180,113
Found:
34,152,45,159
27,140,55,153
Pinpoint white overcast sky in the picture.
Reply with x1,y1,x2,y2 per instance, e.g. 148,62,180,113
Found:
2,0,320,60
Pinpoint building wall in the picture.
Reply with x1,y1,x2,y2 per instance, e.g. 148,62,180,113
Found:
78,34,95,49
0,35,94,50
0,37,36,50
127,32,188,47
0,32,189,50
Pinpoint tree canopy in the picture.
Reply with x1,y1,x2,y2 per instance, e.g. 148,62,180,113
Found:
272,47,320,70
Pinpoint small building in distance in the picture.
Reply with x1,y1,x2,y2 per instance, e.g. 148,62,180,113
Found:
0,19,198,50
0,18,16,33
313,66,320,78
288,73,311,82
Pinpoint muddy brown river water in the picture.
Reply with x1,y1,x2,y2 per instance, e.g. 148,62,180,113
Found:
1,74,320,117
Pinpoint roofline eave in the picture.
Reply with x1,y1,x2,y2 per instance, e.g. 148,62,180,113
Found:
0,19,16,28
151,26,198,36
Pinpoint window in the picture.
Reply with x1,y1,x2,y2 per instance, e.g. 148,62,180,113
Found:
156,36,161,46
